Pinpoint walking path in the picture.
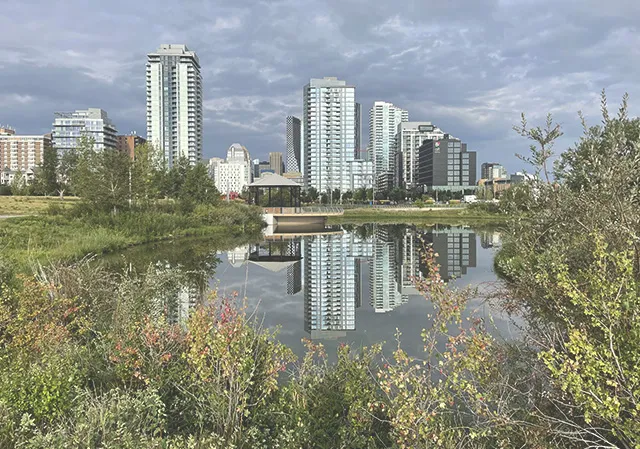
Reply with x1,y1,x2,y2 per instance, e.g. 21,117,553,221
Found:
0,215,27,220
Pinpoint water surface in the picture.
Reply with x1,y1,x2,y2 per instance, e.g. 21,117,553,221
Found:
109,224,511,359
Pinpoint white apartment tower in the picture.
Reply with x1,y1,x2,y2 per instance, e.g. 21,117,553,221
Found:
303,77,372,193
146,44,203,167
396,122,446,188
369,101,408,191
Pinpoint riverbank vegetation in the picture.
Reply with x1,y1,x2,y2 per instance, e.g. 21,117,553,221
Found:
0,138,264,270
1,93,639,448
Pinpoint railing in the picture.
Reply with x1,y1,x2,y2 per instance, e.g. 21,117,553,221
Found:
262,206,344,215
301,206,344,214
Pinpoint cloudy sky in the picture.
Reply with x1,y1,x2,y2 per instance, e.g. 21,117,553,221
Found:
2,0,639,173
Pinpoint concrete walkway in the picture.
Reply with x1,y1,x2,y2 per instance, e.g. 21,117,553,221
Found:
0,215,27,220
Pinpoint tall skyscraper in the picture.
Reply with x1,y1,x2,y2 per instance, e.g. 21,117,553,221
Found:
146,44,203,167
52,108,118,154
269,152,284,175
303,77,372,193
369,101,409,191
355,102,362,157
396,122,446,189
285,116,301,173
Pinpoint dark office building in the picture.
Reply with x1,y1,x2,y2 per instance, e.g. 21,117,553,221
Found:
417,135,476,191
253,160,271,179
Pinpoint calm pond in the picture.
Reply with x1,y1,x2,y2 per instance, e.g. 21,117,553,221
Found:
107,223,515,358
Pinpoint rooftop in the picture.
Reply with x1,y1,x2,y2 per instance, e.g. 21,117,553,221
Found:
248,173,301,188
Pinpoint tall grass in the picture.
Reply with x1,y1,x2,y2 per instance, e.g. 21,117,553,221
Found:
0,202,265,270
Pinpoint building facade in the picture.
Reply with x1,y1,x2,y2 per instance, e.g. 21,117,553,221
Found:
355,102,362,157
209,144,252,195
0,128,51,185
52,108,117,154
269,152,284,175
369,101,409,191
304,77,367,193
285,116,301,173
117,133,147,159
396,122,446,189
347,160,374,191
417,135,477,191
481,162,507,180
146,44,203,167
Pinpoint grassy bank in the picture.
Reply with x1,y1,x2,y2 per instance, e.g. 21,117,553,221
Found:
330,205,508,225
0,203,264,271
0,195,79,215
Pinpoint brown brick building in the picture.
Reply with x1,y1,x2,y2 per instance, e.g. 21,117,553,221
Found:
0,127,52,184
117,134,147,159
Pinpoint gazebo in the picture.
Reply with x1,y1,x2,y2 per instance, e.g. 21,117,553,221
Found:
248,173,302,214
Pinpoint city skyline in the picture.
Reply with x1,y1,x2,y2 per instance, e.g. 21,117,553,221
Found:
2,0,638,173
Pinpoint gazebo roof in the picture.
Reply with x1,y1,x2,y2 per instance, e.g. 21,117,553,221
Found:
248,173,300,188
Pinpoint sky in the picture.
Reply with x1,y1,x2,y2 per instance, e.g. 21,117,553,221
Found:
2,0,639,174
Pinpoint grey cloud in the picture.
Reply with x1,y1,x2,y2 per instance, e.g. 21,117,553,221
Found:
1,0,639,173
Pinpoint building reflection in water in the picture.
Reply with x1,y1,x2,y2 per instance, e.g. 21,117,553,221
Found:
151,261,207,325
222,225,478,339
480,231,502,249
304,230,373,339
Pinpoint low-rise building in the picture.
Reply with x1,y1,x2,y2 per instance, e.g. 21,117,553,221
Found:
283,172,304,185
117,133,147,159
0,127,52,185
478,172,535,198
481,162,507,180
52,108,118,154
209,144,252,195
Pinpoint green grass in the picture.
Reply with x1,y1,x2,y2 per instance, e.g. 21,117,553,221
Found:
0,203,264,271
0,196,79,215
329,206,508,225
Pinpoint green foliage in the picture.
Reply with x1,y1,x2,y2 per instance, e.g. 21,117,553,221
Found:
10,170,28,196
0,202,264,270
74,143,131,214
29,145,59,196
177,163,220,212
496,92,640,447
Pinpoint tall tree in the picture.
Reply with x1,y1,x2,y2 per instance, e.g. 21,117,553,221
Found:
10,170,27,196
29,145,59,196
179,163,220,211
74,143,131,214
131,142,160,205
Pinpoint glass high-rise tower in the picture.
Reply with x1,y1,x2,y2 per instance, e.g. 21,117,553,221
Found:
369,101,408,191
146,44,203,167
285,116,301,173
303,77,372,194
